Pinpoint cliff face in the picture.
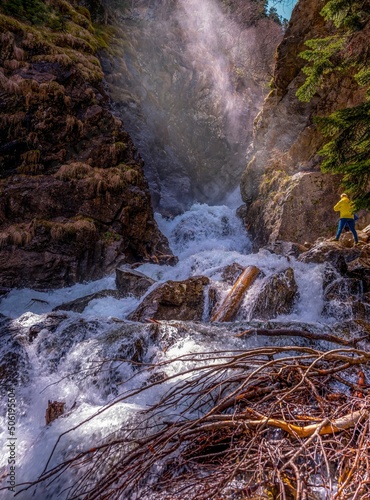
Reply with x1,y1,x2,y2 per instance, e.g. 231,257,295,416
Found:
0,4,173,289
240,0,370,247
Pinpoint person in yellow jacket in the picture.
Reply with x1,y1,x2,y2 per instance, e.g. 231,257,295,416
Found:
333,193,359,244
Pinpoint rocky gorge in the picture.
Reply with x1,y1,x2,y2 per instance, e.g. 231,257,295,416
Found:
0,0,175,289
240,0,370,246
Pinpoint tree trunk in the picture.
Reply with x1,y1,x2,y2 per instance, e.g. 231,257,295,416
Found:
211,265,260,322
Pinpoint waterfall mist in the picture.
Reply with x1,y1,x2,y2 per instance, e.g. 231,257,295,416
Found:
103,0,283,214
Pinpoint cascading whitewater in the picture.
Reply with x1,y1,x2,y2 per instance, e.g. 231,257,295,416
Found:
0,201,345,498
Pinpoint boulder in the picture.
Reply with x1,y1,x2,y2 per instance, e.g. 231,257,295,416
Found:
249,268,298,320
265,240,310,258
323,288,367,322
115,268,156,298
324,278,363,303
128,276,210,322
220,263,245,285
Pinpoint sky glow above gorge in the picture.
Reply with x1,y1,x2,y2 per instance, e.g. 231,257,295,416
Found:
268,0,298,20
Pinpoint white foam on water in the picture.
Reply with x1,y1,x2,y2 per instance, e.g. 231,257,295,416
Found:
0,274,116,319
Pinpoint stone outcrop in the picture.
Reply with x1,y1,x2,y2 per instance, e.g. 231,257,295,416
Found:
128,276,209,322
240,0,370,247
0,4,174,288
297,233,370,320
220,263,245,285
115,267,156,298
53,290,120,313
249,267,298,320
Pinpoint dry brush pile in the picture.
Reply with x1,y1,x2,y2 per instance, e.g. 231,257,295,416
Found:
17,330,370,500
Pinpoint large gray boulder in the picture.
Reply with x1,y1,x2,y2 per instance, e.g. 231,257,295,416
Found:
128,276,210,322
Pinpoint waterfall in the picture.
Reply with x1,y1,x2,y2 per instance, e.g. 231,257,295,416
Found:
104,0,283,214
0,200,341,498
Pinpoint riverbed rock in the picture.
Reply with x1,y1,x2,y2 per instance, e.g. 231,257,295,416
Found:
115,268,156,298
0,315,31,390
249,268,298,320
298,242,353,274
220,263,245,285
53,290,121,314
323,276,368,321
128,276,210,322
239,0,370,247
265,240,310,258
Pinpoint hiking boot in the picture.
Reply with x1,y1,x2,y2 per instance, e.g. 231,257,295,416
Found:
330,237,339,242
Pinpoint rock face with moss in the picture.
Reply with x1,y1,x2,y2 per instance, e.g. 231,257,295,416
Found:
0,2,174,289
239,0,370,247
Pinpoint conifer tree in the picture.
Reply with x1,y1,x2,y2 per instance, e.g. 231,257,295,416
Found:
296,0,370,209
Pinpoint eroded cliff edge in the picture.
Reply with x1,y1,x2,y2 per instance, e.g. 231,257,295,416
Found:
240,0,370,248
0,3,174,289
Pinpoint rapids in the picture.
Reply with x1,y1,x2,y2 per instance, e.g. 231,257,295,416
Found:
0,198,342,498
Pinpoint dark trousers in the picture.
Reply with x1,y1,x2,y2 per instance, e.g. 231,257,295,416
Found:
336,218,358,243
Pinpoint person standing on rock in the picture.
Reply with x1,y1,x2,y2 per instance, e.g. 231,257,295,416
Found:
333,193,359,245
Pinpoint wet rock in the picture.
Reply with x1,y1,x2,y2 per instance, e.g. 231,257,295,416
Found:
324,278,363,302
323,276,366,321
341,245,370,295
53,290,121,313
0,317,31,390
220,263,245,285
322,262,341,290
250,268,298,320
128,276,210,322
116,267,156,298
27,313,67,340
29,325,42,343
347,246,370,272
350,300,370,321
45,401,65,425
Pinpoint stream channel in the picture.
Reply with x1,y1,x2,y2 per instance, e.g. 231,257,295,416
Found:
0,194,362,498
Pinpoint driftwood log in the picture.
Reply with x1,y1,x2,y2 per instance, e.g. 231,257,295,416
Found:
45,400,65,425
211,265,260,321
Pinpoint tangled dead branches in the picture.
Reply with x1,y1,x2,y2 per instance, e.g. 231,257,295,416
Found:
16,342,370,500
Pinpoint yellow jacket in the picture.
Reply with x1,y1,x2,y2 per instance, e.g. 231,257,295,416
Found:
334,196,354,219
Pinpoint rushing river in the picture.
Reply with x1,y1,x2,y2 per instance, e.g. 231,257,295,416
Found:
0,198,339,498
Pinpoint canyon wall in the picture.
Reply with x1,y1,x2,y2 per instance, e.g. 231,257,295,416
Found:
240,0,370,247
